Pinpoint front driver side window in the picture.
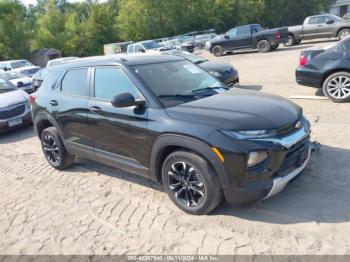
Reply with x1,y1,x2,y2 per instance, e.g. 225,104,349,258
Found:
94,67,141,100
226,28,237,38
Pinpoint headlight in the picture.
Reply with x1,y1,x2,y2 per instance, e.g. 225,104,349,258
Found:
220,129,277,140
247,151,268,167
209,71,223,78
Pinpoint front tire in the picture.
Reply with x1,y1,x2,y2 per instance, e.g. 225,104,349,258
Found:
284,35,296,47
196,43,203,49
212,45,223,57
257,40,271,53
338,29,350,40
323,72,350,103
40,127,74,170
162,150,223,215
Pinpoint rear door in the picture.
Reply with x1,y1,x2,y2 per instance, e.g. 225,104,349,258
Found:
87,66,151,177
54,67,94,158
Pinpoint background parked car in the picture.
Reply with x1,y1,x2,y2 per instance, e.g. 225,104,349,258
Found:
32,68,49,91
0,78,32,133
287,14,350,46
296,38,350,103
194,33,218,49
127,40,174,54
0,60,40,77
206,24,288,56
0,71,34,93
162,50,239,86
46,57,78,67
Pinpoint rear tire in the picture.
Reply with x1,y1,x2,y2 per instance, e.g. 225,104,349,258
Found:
322,72,350,103
284,35,296,47
257,40,271,53
338,28,350,40
40,127,74,170
162,150,223,215
212,45,223,57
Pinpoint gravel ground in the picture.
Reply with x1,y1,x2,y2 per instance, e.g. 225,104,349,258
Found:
0,39,350,255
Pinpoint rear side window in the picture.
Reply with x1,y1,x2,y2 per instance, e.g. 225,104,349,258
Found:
94,67,141,100
61,68,88,96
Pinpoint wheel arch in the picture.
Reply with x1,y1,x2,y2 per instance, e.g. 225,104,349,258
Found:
34,112,63,139
321,68,350,87
337,27,350,37
149,134,228,187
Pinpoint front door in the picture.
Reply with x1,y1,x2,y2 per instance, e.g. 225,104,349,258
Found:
88,66,151,177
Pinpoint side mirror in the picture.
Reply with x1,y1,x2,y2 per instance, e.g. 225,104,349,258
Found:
326,19,334,24
4,67,11,71
111,92,145,108
141,48,146,53
17,82,24,87
224,34,229,39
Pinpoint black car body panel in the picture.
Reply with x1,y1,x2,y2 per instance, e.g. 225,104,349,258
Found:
296,39,350,88
32,55,311,206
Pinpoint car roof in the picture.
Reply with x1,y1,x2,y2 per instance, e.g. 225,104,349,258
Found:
1,60,28,63
46,55,185,72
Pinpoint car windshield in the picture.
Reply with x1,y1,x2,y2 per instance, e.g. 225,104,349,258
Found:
0,78,17,93
0,72,26,80
142,41,161,50
132,60,226,107
10,60,33,69
171,51,207,64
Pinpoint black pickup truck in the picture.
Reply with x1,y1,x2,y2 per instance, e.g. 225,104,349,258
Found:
206,24,289,56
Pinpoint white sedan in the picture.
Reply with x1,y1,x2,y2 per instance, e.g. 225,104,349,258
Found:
0,71,34,93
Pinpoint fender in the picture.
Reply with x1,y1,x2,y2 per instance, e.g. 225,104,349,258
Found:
149,134,230,188
33,112,64,139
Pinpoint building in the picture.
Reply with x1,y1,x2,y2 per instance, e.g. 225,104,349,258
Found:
330,0,350,17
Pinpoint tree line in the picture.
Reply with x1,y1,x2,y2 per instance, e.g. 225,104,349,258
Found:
0,0,335,60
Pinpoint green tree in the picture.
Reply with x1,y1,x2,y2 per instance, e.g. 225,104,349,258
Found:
0,0,31,60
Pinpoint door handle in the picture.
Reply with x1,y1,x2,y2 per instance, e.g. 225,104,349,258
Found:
89,106,102,113
49,100,58,106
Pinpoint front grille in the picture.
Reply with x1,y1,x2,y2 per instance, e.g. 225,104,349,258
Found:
0,104,26,120
279,136,310,175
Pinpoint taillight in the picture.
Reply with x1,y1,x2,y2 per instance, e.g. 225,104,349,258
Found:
299,55,307,66
275,32,281,39
29,94,36,104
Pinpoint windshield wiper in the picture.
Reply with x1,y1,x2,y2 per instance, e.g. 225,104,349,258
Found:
192,86,229,94
158,94,196,99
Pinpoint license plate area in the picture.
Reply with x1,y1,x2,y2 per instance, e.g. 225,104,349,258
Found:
8,117,23,127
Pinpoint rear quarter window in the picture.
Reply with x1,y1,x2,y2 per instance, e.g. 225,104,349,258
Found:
61,68,89,96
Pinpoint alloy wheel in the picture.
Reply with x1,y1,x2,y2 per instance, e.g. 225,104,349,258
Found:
167,161,205,208
327,75,350,100
340,30,350,40
42,134,61,165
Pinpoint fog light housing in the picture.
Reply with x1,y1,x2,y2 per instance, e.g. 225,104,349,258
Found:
247,151,268,167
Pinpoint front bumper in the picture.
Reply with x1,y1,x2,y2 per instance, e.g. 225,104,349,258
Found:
0,104,32,133
221,119,312,205
220,69,239,86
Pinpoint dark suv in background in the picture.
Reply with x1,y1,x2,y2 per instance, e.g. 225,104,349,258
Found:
31,55,311,215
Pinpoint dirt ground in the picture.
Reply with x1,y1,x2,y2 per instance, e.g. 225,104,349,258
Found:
0,39,350,255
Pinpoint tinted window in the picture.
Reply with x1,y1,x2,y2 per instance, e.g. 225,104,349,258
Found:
309,17,319,24
94,67,140,100
237,25,251,36
227,28,237,37
134,44,144,52
61,68,88,96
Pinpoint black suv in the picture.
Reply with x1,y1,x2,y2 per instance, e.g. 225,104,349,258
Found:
31,55,311,215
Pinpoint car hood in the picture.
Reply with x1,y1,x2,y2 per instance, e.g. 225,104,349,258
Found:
198,61,234,72
166,89,301,130
0,89,28,109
